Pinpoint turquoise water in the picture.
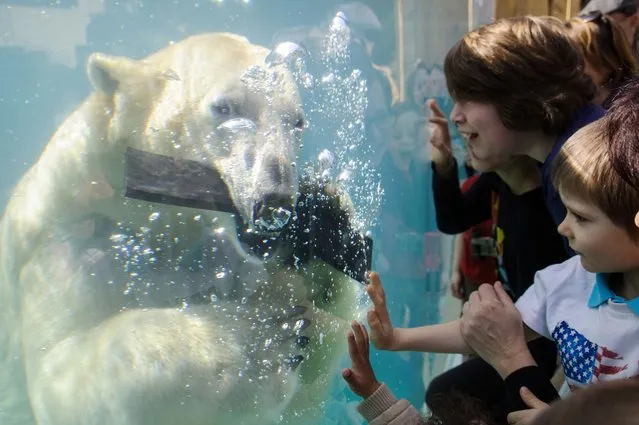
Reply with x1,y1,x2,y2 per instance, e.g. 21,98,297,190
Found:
0,1,491,424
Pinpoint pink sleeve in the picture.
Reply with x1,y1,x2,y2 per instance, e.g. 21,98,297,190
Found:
357,384,425,425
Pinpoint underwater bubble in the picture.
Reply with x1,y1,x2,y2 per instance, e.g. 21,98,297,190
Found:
217,118,257,134
337,169,351,182
330,11,350,32
300,72,315,90
148,212,160,222
318,149,335,172
110,234,127,243
321,73,335,85
254,207,292,233
265,42,310,68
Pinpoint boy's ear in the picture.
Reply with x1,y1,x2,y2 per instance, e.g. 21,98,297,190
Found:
634,211,639,229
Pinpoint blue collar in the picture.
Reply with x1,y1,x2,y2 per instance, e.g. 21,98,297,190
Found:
588,273,639,316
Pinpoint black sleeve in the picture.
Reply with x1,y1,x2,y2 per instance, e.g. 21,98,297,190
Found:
503,366,560,412
431,161,495,234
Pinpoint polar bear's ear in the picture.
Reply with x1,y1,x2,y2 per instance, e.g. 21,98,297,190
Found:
87,53,141,95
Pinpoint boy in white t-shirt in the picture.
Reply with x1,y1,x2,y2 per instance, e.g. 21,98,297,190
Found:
367,116,639,394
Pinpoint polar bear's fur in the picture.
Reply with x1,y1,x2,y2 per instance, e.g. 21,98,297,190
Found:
0,33,365,425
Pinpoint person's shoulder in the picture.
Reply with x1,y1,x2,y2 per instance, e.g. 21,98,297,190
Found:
460,173,480,191
469,172,501,189
578,103,606,125
537,256,594,295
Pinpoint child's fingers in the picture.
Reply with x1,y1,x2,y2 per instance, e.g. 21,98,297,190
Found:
357,322,370,355
351,320,365,350
367,272,386,303
347,330,359,360
428,116,448,126
427,99,445,118
367,275,391,325
367,309,383,336
360,322,369,347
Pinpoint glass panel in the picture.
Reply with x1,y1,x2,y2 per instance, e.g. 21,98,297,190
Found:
0,1,488,423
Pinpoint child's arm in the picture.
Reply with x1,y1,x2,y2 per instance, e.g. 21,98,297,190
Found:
366,272,473,354
393,320,473,354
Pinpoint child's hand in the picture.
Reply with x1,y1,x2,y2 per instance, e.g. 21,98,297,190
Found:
342,321,381,399
426,99,454,173
366,272,398,350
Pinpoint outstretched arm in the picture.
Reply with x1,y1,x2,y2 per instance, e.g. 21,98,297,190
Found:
365,272,472,354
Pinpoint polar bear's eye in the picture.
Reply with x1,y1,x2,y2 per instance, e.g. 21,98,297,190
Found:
210,100,233,117
294,117,305,130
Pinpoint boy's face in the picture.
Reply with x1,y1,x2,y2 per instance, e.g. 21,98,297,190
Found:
449,101,519,172
558,189,639,273
391,110,424,158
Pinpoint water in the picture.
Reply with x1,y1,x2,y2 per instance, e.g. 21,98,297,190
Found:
0,1,488,424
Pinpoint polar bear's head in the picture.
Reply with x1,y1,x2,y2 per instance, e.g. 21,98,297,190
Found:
86,33,305,233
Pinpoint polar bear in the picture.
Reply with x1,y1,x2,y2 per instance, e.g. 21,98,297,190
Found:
0,33,369,425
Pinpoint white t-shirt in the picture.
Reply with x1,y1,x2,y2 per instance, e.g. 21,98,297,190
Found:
516,256,639,391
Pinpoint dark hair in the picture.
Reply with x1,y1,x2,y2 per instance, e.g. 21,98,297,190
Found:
426,391,495,425
444,16,597,135
604,76,639,191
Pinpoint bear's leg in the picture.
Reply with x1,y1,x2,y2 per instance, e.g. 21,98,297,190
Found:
17,243,310,425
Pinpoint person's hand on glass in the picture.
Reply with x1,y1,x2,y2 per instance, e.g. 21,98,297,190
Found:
342,321,381,399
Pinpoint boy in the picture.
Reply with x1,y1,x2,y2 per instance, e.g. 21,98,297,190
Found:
366,116,639,416
434,16,603,254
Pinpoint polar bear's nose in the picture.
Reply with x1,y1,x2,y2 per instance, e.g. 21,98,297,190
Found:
263,155,293,186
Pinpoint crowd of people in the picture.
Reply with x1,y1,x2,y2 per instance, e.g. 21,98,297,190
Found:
337,0,639,423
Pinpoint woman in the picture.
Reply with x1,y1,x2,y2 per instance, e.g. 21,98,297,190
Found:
565,11,638,108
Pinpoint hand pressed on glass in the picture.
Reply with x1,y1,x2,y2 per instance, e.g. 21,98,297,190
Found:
341,321,381,399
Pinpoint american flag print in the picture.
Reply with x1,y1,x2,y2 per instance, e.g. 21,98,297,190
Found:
552,321,628,386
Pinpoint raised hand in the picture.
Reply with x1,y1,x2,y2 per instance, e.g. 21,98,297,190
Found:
365,272,398,351
426,99,455,174
342,321,381,399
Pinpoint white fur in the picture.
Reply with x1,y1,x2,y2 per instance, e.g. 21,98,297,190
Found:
0,33,366,425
